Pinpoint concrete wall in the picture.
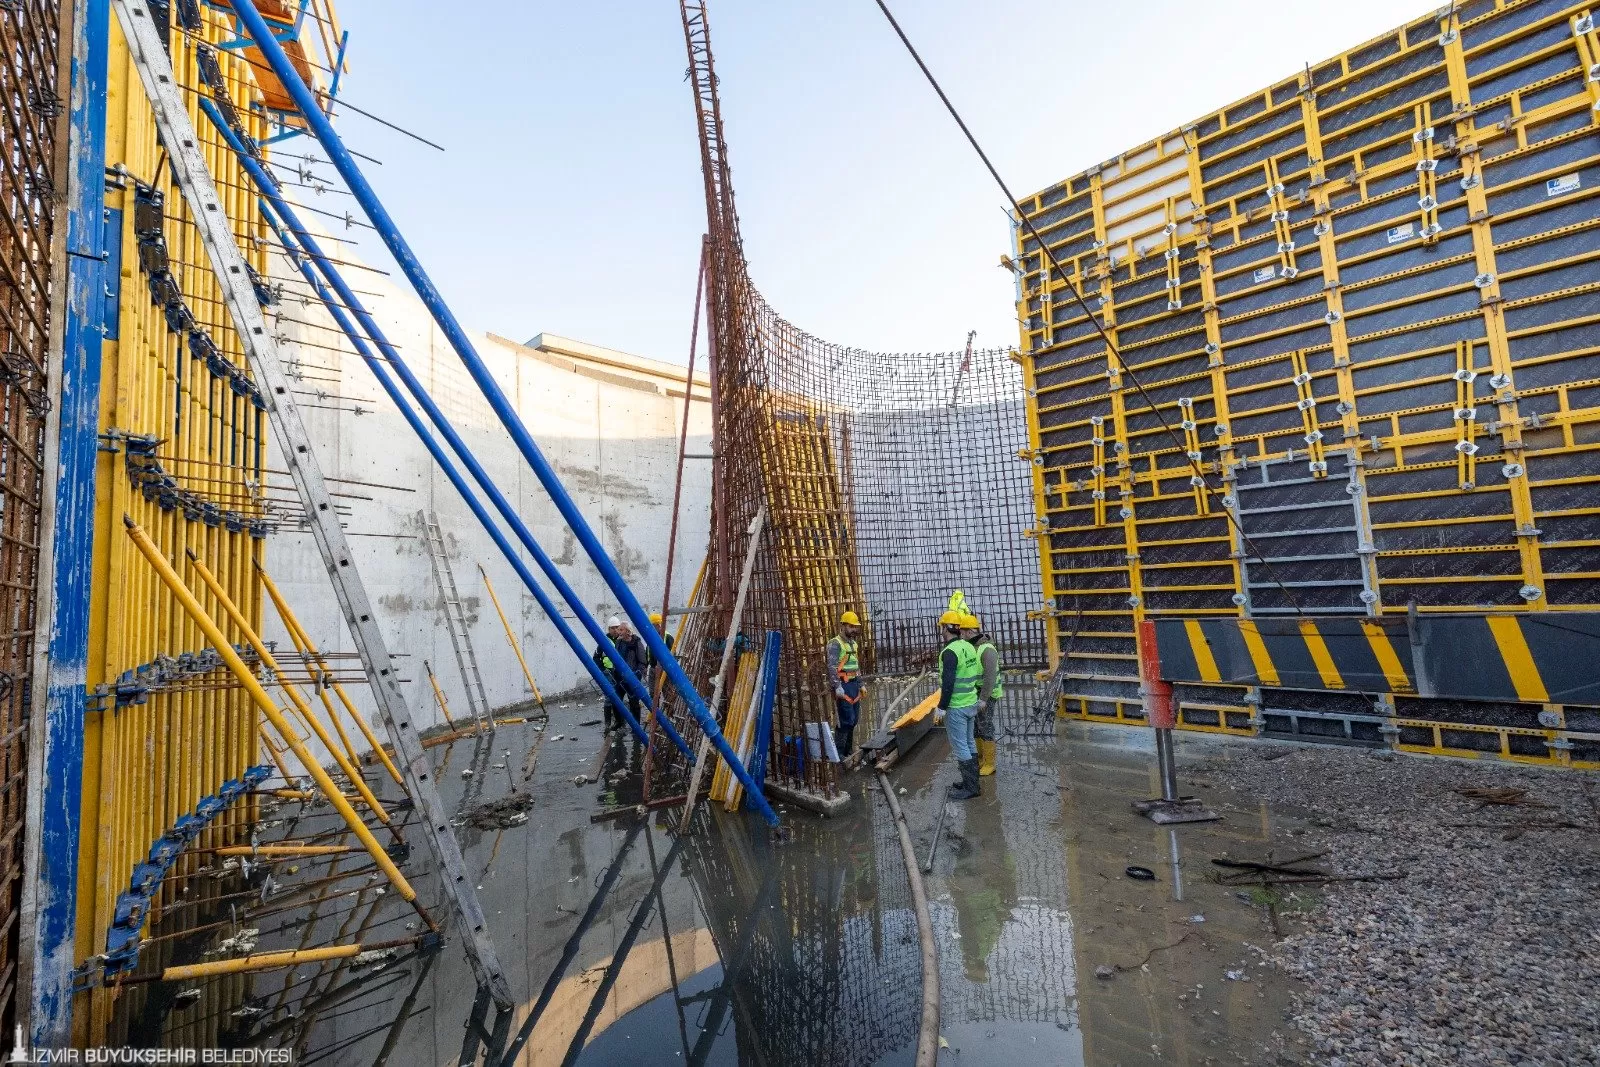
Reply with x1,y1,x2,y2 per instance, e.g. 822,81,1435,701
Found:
263,259,710,748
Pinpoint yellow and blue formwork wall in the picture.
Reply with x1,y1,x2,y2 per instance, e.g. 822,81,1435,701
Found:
1015,0,1600,768
28,0,303,1047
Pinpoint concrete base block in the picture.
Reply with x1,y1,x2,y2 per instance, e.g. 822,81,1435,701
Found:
1133,797,1222,824
765,779,853,817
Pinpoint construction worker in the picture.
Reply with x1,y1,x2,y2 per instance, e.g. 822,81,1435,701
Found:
826,610,863,764
592,615,647,734
646,611,676,705
965,614,1002,776
936,608,982,800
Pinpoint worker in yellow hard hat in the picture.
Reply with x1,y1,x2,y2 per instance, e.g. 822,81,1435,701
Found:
646,611,673,701
826,611,864,764
827,610,864,764
937,605,982,800
963,613,1002,776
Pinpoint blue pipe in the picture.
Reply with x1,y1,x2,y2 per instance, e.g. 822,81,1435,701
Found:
31,0,111,1046
228,0,778,825
199,99,690,760
262,215,660,752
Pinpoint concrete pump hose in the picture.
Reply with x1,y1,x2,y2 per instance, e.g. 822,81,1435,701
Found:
877,770,940,1066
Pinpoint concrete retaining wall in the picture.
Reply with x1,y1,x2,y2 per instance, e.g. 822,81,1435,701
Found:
263,260,709,749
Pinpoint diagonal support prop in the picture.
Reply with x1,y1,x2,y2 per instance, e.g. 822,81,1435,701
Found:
109,0,512,1008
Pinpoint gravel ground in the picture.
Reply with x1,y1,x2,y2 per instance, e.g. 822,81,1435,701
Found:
1194,743,1600,1067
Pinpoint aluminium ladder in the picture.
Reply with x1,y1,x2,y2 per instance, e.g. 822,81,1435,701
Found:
419,510,491,726
111,0,512,1007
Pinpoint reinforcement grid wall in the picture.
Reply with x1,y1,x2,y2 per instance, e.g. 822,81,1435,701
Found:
0,0,61,1033
669,2,1042,802
77,5,274,1041
1016,0,1600,767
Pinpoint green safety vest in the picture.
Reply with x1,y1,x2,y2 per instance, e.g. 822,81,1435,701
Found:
974,636,1004,700
833,635,859,677
946,638,981,709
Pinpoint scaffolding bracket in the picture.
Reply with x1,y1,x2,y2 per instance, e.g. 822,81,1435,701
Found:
110,0,512,1008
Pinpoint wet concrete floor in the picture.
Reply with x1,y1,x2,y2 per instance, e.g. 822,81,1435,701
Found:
122,690,1316,1065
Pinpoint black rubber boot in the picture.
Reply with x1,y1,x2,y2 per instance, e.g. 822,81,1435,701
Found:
948,758,980,800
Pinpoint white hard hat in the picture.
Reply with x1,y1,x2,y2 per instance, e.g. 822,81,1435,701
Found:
607,615,624,629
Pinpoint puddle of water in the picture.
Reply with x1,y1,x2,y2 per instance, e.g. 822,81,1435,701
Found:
119,691,1310,1067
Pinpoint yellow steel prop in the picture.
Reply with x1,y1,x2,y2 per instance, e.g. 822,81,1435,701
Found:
257,561,404,784
186,550,391,825
121,517,423,910
478,563,544,708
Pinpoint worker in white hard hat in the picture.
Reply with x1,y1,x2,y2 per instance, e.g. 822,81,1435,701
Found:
592,614,646,734
826,610,864,764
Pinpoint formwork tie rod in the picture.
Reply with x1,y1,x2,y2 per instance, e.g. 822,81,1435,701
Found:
121,517,429,924
257,561,405,786
187,549,396,834
227,0,778,826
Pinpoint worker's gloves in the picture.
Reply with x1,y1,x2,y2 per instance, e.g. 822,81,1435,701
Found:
982,699,997,717
834,685,847,699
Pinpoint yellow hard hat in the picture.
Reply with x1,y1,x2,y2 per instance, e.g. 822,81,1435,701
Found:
840,610,860,626
649,612,664,626
960,613,980,630
938,610,964,627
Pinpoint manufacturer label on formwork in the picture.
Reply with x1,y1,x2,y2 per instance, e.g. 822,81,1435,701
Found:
1386,222,1415,244
1546,173,1581,197
1253,266,1277,283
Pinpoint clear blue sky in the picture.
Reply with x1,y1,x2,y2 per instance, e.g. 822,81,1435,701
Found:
314,0,1419,364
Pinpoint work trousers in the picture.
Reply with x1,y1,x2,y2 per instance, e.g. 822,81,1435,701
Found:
604,672,640,733
946,702,977,762
974,699,996,742
833,677,861,758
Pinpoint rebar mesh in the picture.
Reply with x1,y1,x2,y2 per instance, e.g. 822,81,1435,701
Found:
0,0,62,1035
665,2,1043,804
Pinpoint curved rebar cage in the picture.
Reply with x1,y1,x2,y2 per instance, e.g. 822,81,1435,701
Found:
664,2,1042,803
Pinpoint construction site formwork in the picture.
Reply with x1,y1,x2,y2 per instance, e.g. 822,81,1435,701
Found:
668,1,1043,809
21,1,349,1045
1016,0,1600,767
71,6,272,1042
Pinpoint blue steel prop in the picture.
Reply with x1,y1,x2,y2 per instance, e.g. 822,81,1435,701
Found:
30,0,111,1045
199,99,690,760
748,632,782,799
226,0,779,826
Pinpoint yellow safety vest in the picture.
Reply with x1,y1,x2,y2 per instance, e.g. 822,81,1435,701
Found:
833,635,859,679
947,639,981,710
974,637,1004,700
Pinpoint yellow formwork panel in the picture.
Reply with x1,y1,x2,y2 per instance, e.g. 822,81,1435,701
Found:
82,7,277,1043
1016,0,1600,767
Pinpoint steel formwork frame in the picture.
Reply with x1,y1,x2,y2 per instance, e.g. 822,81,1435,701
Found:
38,2,280,1043
1017,0,1600,767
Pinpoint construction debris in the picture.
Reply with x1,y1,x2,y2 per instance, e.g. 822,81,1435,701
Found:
1201,743,1600,1065
460,794,536,831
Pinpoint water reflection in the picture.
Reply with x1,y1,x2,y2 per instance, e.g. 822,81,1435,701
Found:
115,698,1311,1067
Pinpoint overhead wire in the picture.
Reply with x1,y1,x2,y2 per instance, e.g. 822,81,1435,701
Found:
870,0,1311,620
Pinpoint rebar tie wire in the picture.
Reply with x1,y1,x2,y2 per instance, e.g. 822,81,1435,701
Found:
872,0,1310,619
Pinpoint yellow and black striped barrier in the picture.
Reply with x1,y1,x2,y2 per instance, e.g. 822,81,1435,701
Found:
1151,614,1600,707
